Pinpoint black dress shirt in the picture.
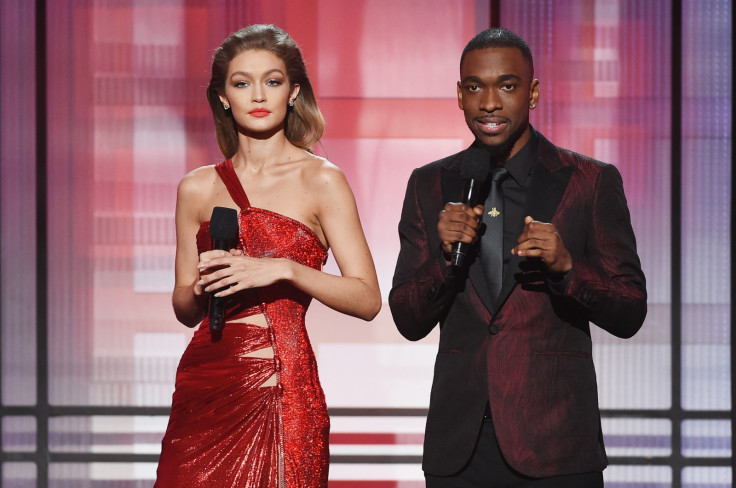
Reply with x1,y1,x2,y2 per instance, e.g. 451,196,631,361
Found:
498,128,539,277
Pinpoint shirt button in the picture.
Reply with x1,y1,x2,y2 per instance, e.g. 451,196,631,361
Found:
489,325,500,335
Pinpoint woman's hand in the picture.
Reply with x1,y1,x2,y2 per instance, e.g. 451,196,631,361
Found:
198,250,292,297
193,249,229,296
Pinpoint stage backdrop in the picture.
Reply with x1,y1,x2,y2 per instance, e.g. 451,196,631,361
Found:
0,0,731,486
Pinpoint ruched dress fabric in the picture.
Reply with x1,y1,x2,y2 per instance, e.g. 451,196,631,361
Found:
155,159,330,487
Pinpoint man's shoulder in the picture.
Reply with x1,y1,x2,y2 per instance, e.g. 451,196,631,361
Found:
413,150,465,177
558,147,608,168
539,134,612,173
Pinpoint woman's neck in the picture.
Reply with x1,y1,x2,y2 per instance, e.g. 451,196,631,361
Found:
233,132,295,172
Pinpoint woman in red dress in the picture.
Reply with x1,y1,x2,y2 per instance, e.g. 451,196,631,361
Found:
155,24,381,487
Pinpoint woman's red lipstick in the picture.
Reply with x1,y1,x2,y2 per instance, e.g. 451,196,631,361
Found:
249,108,270,117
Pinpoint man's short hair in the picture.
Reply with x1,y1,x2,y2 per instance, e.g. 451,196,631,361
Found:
460,28,534,74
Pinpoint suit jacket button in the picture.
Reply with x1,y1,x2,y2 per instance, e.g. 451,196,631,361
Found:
489,325,499,335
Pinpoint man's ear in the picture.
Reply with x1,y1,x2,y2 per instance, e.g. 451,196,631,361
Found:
529,79,540,109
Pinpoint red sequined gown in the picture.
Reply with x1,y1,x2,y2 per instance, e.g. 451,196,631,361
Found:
155,160,330,487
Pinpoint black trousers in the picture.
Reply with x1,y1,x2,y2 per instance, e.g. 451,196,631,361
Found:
425,419,604,488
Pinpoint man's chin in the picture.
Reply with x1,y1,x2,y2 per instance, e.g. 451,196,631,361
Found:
474,136,514,162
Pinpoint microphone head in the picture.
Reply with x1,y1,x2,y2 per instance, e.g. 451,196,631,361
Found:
461,146,492,181
209,206,239,242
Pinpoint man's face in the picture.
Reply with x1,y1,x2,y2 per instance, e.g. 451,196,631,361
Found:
457,47,539,160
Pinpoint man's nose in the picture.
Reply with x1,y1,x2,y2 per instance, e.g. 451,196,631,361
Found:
479,89,501,112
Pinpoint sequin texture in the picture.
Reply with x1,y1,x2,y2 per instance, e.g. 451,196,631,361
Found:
155,160,330,487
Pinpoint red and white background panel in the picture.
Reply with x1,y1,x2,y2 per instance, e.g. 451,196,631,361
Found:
0,0,731,486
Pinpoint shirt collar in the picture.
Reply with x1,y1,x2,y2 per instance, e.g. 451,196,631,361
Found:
502,127,539,186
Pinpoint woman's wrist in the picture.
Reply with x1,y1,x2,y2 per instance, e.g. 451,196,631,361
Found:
281,258,296,282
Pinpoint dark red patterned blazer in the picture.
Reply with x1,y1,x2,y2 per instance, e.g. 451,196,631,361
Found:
389,131,647,478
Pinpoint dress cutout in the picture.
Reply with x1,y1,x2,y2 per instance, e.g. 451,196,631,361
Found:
155,160,330,487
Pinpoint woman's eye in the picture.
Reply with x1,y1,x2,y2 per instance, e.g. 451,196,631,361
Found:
266,79,282,86
234,81,249,88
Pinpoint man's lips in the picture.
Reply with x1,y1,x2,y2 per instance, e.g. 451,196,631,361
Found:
475,117,508,135
249,108,270,117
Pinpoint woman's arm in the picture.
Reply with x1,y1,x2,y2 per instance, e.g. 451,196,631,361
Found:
171,172,210,327
296,163,381,320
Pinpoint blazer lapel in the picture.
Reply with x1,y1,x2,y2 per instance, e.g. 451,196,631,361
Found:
440,164,464,211
490,137,573,317
524,162,573,224
468,240,495,313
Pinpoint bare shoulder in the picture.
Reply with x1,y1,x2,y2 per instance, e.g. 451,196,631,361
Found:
175,165,223,225
299,154,350,193
177,164,219,199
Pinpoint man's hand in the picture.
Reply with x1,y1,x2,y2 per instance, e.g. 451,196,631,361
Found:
438,202,484,262
512,216,572,275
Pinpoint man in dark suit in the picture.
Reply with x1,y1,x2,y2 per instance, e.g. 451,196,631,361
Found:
389,28,647,487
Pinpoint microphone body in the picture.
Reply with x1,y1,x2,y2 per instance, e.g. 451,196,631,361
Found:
449,179,484,268
450,149,491,270
208,207,239,333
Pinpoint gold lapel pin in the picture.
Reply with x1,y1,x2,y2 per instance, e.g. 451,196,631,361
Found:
488,207,501,217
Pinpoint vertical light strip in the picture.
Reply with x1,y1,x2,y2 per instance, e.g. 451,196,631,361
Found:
1,0,41,483
732,0,736,474
681,0,732,409
35,0,49,486
680,0,733,483
671,0,683,484
1,0,40,406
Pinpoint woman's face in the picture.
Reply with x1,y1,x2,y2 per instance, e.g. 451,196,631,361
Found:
219,49,300,137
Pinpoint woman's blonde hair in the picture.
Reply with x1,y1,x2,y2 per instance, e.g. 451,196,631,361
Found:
207,24,325,157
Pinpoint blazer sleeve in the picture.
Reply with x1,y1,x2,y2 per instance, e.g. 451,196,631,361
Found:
558,163,647,338
389,169,457,341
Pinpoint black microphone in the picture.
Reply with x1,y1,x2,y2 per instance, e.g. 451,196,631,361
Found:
208,206,239,333
450,148,491,269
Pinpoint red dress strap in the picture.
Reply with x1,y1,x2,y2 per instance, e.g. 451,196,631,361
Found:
215,159,251,209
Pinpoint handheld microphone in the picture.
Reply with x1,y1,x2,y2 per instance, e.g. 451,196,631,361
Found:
450,148,491,269
208,206,239,333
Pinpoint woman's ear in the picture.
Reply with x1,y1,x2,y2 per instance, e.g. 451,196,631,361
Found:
219,95,230,110
289,84,301,105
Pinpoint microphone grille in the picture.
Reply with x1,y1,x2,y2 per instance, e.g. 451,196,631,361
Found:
461,147,491,181
209,207,239,241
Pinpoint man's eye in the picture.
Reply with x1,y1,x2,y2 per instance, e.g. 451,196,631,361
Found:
466,84,480,92
502,84,516,91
